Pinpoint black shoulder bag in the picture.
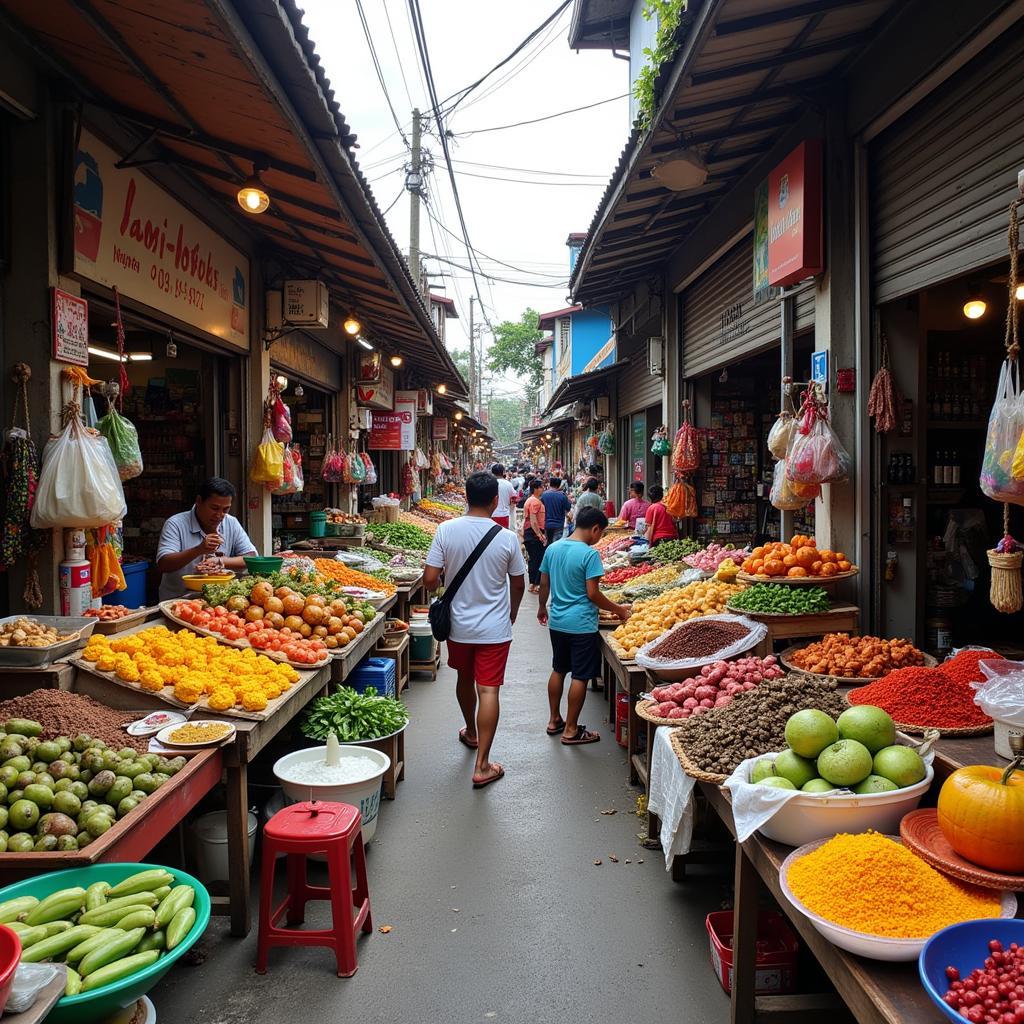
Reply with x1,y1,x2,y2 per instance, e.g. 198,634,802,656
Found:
428,524,502,641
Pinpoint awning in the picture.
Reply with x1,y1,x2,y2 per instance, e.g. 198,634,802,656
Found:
1,0,467,396
570,0,895,306
520,414,575,442
537,305,581,330
542,360,626,418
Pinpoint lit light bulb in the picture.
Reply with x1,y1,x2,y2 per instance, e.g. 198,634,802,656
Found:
454,412,463,420
389,354,403,368
236,173,270,214
343,314,362,335
437,383,447,395
963,299,987,320
1016,284,1024,302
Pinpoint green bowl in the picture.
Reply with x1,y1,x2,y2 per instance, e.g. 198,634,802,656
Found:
0,862,210,1023
243,556,284,576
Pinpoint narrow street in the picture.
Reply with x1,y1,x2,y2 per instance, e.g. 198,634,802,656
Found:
154,594,727,1024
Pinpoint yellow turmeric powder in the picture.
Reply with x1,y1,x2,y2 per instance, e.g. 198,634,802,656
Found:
787,832,1000,939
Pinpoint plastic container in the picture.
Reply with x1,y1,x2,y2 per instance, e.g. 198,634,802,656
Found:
919,919,1024,1022
192,810,258,884
0,925,21,1015
273,745,390,843
309,510,327,538
706,911,798,995
347,656,396,698
615,692,629,747
779,838,1017,962
0,862,209,1023
243,556,284,576
409,620,435,662
994,714,1024,760
103,558,148,608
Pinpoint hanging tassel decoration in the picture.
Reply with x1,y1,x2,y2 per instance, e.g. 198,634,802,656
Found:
988,507,1022,614
867,318,898,433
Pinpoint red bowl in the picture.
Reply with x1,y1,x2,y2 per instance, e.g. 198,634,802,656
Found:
0,924,22,1014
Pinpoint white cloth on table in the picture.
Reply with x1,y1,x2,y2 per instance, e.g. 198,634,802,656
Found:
646,725,696,870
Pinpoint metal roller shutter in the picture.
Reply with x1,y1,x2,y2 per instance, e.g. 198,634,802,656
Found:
682,237,812,379
617,340,663,415
871,31,1024,304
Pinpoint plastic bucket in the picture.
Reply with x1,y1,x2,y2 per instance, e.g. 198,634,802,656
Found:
273,745,389,843
103,559,148,608
192,810,258,884
309,511,327,538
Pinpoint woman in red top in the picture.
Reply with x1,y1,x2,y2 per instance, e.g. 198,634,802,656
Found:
521,478,547,593
645,484,678,546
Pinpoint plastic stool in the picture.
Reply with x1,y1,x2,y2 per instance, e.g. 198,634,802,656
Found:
255,800,372,977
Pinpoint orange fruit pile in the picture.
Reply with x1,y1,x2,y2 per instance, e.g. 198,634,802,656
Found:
740,535,853,579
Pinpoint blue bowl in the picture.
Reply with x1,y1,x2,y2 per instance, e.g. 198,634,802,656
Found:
919,918,1024,1021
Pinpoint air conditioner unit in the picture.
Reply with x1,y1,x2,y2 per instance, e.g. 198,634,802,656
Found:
591,396,610,419
648,336,664,377
283,279,329,328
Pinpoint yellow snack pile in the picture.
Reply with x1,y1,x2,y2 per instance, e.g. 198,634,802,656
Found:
81,626,299,710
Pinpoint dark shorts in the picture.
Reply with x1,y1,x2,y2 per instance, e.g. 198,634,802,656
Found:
549,629,601,681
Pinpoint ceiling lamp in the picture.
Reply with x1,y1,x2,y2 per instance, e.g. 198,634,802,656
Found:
963,296,987,320
650,148,708,192
454,411,463,421
343,313,362,336
1016,284,1024,301
389,354,403,368
357,337,374,350
437,383,447,395
236,170,270,214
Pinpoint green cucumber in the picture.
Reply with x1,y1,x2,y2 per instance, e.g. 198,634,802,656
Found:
80,950,160,992
166,906,196,951
78,927,146,977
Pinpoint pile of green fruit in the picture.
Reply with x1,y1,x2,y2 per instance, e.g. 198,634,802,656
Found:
728,584,830,616
0,719,185,853
649,538,703,563
1,868,200,996
750,705,927,793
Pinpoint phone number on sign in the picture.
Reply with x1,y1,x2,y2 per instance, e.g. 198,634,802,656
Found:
150,266,206,310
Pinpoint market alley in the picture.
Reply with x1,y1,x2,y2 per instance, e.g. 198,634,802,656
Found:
154,593,727,1024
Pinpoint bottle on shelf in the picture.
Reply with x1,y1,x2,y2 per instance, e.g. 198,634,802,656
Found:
951,450,961,486
933,451,944,486
943,451,953,486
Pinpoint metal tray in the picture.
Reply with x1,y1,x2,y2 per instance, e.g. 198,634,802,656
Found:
0,615,96,668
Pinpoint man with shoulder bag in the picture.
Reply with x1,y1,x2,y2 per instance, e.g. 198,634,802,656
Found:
423,472,526,788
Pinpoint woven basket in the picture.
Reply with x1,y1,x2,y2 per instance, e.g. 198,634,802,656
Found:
635,699,679,727
668,730,728,785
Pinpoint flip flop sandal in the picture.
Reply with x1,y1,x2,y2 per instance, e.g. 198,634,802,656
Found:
545,718,566,735
472,766,505,789
561,725,601,746
458,729,479,750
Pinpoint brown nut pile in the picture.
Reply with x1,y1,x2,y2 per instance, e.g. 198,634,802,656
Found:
672,672,847,776
648,619,750,661
0,690,148,751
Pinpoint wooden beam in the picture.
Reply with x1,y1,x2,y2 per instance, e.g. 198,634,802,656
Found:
672,82,821,120
715,0,854,36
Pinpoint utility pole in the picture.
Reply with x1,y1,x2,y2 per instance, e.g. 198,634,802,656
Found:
408,108,422,295
468,295,475,418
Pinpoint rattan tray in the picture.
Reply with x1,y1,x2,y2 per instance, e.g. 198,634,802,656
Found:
635,699,682,727
668,729,728,785
736,567,859,586
779,644,937,684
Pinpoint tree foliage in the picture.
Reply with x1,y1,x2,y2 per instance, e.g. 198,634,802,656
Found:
486,398,527,446
449,348,470,383
486,308,544,400
633,0,687,131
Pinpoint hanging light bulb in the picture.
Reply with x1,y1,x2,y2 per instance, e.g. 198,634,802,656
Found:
357,337,374,350
454,411,463,421
963,297,987,320
437,383,447,395
343,312,362,335
1016,284,1024,301
294,384,305,397
236,171,270,214
389,354,403,368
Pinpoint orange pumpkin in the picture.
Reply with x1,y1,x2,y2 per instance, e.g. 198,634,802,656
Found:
782,554,798,569
936,762,1024,874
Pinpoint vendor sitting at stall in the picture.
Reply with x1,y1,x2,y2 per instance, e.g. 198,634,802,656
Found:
156,477,257,602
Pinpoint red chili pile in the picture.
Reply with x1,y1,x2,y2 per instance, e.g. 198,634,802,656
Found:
603,563,655,586
944,648,999,685
848,662,993,729
942,938,1024,1023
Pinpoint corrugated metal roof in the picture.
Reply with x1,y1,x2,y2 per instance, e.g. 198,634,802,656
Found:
570,0,895,306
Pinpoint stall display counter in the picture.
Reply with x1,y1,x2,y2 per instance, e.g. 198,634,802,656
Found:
749,604,860,656
376,631,411,695
393,575,426,624
330,604,390,684
598,632,649,786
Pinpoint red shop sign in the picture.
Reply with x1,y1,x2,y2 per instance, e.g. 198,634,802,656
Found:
369,410,408,450
767,140,823,288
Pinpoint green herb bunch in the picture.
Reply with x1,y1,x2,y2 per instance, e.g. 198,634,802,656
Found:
302,686,409,742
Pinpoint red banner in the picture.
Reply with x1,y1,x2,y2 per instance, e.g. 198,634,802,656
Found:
767,140,823,288
369,410,408,450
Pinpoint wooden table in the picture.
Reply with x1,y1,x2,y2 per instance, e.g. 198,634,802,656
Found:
697,734,1006,1024
376,631,410,695
331,606,389,684
598,632,649,785
393,575,426,623
750,604,860,656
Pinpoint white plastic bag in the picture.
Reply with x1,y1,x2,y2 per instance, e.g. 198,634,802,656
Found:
980,358,1024,504
770,460,818,511
973,659,1024,726
31,417,126,528
6,963,66,1014
634,613,767,672
767,413,796,460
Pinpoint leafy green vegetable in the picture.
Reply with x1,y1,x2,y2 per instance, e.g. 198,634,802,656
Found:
302,686,408,742
366,521,432,551
728,584,830,615
650,538,702,563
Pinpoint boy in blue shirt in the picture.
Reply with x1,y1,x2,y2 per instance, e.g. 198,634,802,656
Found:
537,507,630,744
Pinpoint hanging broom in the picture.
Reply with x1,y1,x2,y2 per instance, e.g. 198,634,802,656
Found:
867,319,898,433
988,509,1022,614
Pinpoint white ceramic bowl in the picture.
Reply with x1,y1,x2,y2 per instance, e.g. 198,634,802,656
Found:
757,761,935,846
273,745,390,843
779,837,1018,961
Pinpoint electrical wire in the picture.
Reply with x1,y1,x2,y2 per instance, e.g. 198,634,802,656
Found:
452,158,608,180
453,169,608,187
382,0,415,111
454,93,630,136
423,253,568,288
355,0,409,148
380,187,405,217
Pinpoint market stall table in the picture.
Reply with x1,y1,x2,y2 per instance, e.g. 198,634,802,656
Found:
376,631,410,695
393,574,426,623
749,603,860,656
331,601,391,684
598,632,649,785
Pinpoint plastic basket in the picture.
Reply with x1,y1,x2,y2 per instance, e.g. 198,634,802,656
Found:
706,910,798,996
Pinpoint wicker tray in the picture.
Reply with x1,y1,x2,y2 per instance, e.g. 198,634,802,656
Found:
900,808,1024,889
668,729,728,784
736,567,859,586
604,634,635,664
635,699,680,727
779,643,937,684
842,689,993,736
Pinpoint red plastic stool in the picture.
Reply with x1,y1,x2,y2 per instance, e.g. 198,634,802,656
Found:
255,800,372,977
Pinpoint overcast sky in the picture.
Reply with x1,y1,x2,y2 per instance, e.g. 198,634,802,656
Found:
298,0,631,400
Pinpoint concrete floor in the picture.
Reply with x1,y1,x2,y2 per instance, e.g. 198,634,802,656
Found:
152,597,731,1024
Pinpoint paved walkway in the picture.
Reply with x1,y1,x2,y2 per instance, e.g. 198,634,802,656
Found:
154,594,729,1023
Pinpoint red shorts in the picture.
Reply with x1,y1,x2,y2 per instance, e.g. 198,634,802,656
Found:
492,516,510,529
447,640,512,687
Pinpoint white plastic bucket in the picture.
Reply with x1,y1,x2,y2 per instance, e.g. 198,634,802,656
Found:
192,810,258,884
994,715,1024,760
273,745,390,843
102,996,156,1024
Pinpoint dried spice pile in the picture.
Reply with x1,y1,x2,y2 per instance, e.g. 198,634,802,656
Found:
672,673,847,776
942,647,999,685
0,689,148,751
848,665,992,729
648,618,751,661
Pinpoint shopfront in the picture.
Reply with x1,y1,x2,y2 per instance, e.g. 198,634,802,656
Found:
616,337,662,501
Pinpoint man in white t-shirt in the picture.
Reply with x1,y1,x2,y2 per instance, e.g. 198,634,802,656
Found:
424,472,526,789
490,463,517,531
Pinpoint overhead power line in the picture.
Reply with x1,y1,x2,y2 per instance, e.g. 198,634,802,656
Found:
453,169,608,187
452,158,607,180
455,93,630,136
355,0,409,148
423,253,568,289
382,0,415,111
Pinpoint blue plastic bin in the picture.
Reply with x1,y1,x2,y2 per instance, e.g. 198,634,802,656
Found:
103,558,148,608
347,656,396,698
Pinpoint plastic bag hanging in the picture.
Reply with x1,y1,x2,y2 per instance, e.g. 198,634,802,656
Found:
360,451,377,485
672,400,700,473
770,460,818,511
251,427,284,487
271,389,292,444
96,385,143,481
290,446,305,495
767,389,798,459
786,387,850,485
271,444,297,495
321,434,345,483
650,425,671,456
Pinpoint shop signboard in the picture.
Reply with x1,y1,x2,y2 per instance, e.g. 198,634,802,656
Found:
369,409,404,450
51,288,89,366
767,140,823,288
394,390,420,449
72,130,249,350
631,414,646,482
356,364,394,410
431,417,449,440
416,388,433,415
358,351,382,384
812,350,828,387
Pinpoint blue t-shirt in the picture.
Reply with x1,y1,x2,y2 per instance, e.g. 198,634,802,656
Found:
540,489,572,529
540,539,605,634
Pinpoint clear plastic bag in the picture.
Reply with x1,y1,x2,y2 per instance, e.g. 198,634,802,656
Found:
6,962,65,1014
291,446,304,494
635,613,767,672
321,436,345,483
31,416,127,528
786,413,851,485
250,427,284,487
767,412,796,460
361,452,377,485
650,426,671,456
973,658,1024,726
271,444,297,495
980,358,1024,504
271,393,292,443
96,406,143,481
598,430,615,455
770,460,818,510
